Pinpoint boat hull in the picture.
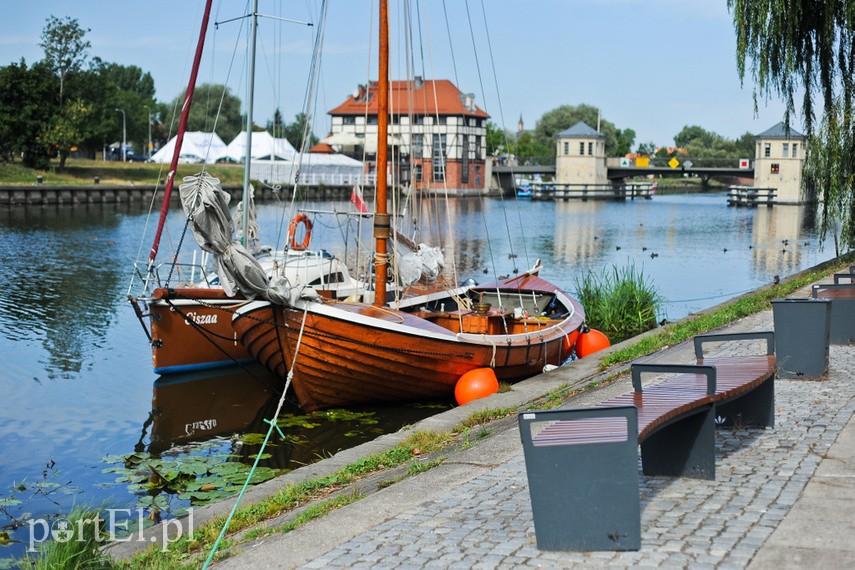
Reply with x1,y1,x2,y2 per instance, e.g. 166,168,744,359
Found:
149,288,253,374
233,284,584,410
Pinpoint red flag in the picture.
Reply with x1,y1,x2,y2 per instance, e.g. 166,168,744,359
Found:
350,186,368,213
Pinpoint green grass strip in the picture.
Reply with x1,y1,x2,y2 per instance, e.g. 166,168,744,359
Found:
599,257,854,369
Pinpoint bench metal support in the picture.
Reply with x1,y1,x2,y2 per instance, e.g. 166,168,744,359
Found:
640,404,716,479
716,376,775,428
693,331,775,359
519,406,641,551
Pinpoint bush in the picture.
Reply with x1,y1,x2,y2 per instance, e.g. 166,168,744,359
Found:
574,263,663,343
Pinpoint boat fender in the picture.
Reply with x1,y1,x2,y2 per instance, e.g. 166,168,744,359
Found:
454,368,499,405
288,213,313,250
575,325,610,358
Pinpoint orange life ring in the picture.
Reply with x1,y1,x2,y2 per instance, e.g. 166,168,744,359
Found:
288,213,313,250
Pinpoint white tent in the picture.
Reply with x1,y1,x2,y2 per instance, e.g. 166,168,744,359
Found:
250,153,364,186
149,131,227,164
219,131,297,163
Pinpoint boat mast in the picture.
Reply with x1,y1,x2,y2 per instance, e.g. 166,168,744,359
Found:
373,0,390,307
147,0,214,267
240,0,259,247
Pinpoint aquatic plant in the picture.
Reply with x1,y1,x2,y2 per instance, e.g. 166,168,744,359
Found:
574,262,663,343
101,446,279,516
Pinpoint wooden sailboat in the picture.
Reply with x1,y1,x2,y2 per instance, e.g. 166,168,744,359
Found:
129,1,356,374
231,0,586,410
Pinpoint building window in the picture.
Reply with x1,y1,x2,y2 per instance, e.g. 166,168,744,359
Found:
563,142,569,155
343,116,356,125
433,134,446,182
367,115,378,125
764,143,771,158
579,142,585,155
588,142,593,156
792,143,798,158
412,134,423,158
414,164,422,182
462,135,470,184
437,116,447,125
782,143,789,157
475,136,481,162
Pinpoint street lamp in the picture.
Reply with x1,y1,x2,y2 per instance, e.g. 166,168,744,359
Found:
144,105,153,158
114,108,126,162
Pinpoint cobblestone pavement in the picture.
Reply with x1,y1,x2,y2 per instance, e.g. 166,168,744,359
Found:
297,346,855,569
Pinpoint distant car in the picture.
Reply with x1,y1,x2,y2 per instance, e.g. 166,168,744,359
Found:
126,153,149,162
177,154,204,164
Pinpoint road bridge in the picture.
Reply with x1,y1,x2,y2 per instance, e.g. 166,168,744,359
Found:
492,158,753,195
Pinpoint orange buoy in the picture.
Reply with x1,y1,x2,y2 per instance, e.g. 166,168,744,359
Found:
454,368,499,405
561,330,580,358
575,326,610,358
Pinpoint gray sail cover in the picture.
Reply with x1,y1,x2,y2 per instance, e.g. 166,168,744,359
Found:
178,172,295,304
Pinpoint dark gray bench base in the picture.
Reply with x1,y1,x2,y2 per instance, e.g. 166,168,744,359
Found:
519,331,775,552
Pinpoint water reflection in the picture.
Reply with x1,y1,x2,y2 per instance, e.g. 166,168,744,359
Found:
0,205,136,378
137,366,449,473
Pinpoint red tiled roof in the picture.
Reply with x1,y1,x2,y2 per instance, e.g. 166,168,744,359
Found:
310,142,335,154
328,79,489,118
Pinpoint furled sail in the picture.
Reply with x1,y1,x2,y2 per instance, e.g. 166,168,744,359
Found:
178,172,305,304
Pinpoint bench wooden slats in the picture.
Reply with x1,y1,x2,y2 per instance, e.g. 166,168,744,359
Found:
518,330,776,552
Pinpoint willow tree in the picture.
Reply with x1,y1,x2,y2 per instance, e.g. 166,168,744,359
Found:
729,0,855,250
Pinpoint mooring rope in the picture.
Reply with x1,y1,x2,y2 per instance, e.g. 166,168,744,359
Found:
202,302,311,569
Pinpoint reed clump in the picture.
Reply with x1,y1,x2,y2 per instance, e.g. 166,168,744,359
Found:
574,263,663,343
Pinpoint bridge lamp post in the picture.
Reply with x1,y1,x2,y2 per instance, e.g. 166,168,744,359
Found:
114,108,126,162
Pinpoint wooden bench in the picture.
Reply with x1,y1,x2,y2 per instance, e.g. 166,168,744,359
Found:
812,283,855,345
518,331,775,552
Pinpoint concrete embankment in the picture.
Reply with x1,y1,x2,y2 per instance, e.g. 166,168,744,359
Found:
0,183,359,206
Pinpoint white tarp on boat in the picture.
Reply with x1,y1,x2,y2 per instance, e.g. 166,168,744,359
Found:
177,172,298,304
149,131,227,164
219,131,297,162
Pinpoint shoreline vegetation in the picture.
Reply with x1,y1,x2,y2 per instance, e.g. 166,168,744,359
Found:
18,254,854,569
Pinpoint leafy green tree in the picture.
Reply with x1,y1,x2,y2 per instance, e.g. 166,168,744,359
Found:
533,103,627,155
512,131,551,162
729,0,855,248
0,60,56,168
168,83,243,143
39,16,90,105
39,98,92,170
281,112,318,150
485,121,508,156
636,141,657,156
674,125,718,149
734,132,755,158
267,108,284,136
614,128,636,156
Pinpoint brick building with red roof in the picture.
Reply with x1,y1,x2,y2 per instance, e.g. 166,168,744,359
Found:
324,77,490,194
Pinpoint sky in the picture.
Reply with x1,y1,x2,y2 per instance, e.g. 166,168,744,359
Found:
0,0,792,148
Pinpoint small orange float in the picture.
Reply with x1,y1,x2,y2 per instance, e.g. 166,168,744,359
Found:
454,368,499,405
287,213,313,250
575,326,610,358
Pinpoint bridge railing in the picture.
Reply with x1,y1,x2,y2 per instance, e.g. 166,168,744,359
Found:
493,155,556,167
606,157,752,169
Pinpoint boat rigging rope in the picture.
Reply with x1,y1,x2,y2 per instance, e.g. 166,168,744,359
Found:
202,302,311,569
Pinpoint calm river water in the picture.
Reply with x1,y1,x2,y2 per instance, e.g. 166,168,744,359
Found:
0,191,835,557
